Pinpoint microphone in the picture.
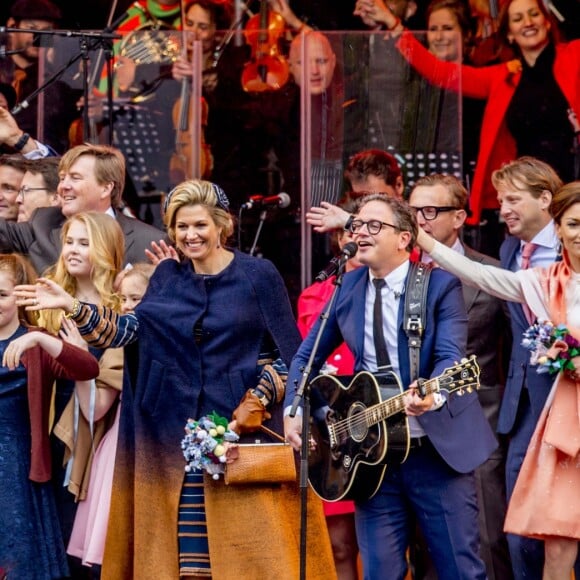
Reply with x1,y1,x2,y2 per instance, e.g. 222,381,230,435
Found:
315,242,358,282
241,192,291,210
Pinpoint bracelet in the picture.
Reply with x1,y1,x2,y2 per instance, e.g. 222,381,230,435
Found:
13,132,30,152
344,214,355,231
65,298,82,319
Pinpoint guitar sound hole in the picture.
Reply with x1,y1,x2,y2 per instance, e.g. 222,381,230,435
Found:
347,402,368,443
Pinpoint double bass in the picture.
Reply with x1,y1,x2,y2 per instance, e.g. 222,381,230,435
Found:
241,0,289,92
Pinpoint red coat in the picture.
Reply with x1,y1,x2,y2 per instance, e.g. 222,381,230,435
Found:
396,34,580,225
297,276,355,376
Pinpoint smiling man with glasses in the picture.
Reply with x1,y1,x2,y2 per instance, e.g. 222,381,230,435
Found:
409,175,468,251
285,192,496,580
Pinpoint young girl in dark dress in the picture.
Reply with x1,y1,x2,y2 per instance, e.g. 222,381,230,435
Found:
0,254,99,579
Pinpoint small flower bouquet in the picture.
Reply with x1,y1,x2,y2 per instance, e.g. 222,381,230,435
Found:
522,320,580,375
181,412,239,480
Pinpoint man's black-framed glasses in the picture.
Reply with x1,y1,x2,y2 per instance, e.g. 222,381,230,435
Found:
17,187,48,198
410,206,458,221
350,219,399,235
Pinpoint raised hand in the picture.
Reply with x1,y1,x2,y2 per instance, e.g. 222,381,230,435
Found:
415,225,436,253
268,0,304,31
354,0,397,29
14,278,75,313
145,240,179,265
306,202,350,233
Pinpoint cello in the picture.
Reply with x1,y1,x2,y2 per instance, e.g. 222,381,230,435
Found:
241,0,289,92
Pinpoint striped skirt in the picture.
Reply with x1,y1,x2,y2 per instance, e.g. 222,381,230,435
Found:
178,471,211,577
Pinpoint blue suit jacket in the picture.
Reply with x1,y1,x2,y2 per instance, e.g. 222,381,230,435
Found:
498,236,554,435
286,263,497,474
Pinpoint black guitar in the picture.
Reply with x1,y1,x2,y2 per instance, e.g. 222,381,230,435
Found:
308,356,480,502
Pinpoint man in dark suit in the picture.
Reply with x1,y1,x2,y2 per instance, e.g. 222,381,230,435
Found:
409,174,512,580
0,143,163,274
492,157,562,580
285,194,497,579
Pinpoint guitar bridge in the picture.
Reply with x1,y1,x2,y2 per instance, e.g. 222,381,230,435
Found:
327,423,337,449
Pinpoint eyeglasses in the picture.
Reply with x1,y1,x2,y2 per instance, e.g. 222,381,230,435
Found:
410,206,458,221
17,187,48,198
350,219,399,235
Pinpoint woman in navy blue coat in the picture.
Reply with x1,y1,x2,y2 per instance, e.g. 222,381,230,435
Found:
21,180,303,579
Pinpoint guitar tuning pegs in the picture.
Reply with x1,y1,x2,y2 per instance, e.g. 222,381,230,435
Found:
457,388,465,396
460,357,467,363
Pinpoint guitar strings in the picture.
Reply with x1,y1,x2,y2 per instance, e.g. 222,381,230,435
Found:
330,379,438,436
329,375,472,437
324,359,478,438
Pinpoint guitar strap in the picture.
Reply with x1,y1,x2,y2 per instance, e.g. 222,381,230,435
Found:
403,261,433,383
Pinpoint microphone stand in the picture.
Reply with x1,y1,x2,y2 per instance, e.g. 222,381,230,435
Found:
289,253,348,580
5,28,120,146
248,208,268,256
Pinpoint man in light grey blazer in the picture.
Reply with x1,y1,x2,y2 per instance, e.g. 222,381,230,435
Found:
0,143,164,274
409,174,513,580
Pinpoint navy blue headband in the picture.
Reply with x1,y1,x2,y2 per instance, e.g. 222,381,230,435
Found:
163,182,230,215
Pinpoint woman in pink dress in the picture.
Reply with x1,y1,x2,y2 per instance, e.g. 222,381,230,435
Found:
68,264,154,568
414,181,580,580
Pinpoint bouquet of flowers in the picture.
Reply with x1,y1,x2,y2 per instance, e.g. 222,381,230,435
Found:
181,412,239,479
521,320,580,375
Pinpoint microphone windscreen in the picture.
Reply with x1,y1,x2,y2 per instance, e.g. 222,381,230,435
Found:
341,241,358,258
278,192,291,208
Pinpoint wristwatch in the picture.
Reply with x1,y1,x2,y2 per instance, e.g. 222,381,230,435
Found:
252,387,270,408
13,132,30,152
344,214,355,231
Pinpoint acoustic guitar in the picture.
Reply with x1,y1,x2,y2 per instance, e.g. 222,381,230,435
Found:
308,356,480,502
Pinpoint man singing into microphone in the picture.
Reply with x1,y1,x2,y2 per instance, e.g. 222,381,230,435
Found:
285,194,497,580
0,0,78,153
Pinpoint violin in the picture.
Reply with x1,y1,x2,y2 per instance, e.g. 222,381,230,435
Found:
241,0,289,92
169,95,213,184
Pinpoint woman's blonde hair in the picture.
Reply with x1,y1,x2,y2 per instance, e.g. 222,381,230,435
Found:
0,253,38,326
40,212,124,334
164,180,234,247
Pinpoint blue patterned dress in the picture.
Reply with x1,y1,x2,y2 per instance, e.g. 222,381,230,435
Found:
0,326,69,579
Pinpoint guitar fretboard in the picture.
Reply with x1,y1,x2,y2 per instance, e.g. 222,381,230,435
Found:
366,378,440,426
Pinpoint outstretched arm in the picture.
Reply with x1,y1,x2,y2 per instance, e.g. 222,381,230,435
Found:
15,278,139,348
416,229,525,304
